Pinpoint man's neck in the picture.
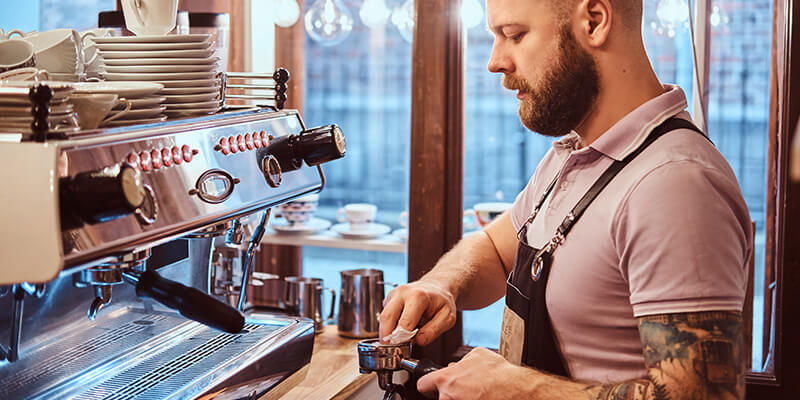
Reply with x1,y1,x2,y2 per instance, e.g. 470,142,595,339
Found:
574,52,665,147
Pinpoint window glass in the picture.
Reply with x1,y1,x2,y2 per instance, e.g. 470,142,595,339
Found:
300,0,411,300
703,0,772,371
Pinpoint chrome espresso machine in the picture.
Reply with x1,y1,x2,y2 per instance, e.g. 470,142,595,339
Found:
0,76,346,399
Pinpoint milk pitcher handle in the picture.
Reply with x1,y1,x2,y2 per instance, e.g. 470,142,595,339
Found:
378,281,398,288
326,287,337,322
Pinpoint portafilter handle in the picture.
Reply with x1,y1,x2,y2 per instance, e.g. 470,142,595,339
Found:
124,270,245,334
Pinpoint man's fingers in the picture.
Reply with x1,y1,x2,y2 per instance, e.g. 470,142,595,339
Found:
378,296,404,342
416,369,441,398
396,293,427,332
417,304,456,346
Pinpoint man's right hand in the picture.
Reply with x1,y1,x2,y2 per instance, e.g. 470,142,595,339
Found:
378,280,457,346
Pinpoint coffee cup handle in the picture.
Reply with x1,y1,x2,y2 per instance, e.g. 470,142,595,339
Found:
336,207,347,223
33,69,50,82
4,29,26,39
399,211,409,227
80,31,97,45
326,287,336,323
102,98,133,125
463,209,478,230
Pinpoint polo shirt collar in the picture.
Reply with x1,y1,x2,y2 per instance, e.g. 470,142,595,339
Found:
588,84,693,161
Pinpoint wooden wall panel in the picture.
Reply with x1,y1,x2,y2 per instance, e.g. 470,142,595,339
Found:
407,0,464,365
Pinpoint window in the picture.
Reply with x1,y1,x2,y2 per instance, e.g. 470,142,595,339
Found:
298,0,412,298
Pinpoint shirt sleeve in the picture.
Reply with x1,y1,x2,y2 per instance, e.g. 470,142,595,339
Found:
612,160,752,317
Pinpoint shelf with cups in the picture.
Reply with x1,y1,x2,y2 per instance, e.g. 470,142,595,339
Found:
260,198,408,253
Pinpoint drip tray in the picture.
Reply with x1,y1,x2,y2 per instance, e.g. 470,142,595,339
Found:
0,306,314,400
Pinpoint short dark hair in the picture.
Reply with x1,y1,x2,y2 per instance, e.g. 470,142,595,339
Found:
553,0,643,30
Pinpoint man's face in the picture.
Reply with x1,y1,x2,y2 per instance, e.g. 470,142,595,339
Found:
487,0,599,137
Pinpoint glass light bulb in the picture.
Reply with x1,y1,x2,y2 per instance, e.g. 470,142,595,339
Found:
305,0,354,46
359,0,391,29
274,0,301,28
391,0,414,43
656,0,689,26
461,0,484,30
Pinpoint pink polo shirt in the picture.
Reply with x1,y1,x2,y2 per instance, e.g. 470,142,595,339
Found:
509,85,752,383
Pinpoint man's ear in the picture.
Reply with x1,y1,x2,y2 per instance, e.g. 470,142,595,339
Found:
576,0,612,48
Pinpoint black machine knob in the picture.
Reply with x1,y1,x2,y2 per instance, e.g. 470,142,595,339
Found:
264,124,346,172
60,163,146,224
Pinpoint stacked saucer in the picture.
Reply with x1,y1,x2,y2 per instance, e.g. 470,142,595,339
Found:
0,81,79,136
71,81,166,127
91,34,223,118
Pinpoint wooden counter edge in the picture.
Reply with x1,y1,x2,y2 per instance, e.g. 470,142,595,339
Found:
261,325,376,399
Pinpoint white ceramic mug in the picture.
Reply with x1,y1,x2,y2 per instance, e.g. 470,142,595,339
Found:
23,29,84,74
0,40,35,73
121,0,179,36
463,202,513,229
70,93,132,130
337,203,377,231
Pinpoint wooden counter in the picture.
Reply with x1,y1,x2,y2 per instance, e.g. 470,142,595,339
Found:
261,325,378,399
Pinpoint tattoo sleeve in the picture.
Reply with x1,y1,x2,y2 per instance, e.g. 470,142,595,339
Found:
583,311,745,400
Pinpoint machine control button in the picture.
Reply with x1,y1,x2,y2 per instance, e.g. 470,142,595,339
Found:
127,153,140,169
139,151,152,172
161,148,172,167
229,136,238,153
237,135,246,152
261,155,282,188
260,131,269,147
182,145,195,162
216,138,229,155
172,146,183,165
245,133,254,150
253,133,262,149
150,149,162,169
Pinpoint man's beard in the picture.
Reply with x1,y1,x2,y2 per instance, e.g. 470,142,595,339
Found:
502,25,600,137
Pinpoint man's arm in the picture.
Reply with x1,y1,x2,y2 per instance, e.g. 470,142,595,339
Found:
416,310,746,400
378,212,518,344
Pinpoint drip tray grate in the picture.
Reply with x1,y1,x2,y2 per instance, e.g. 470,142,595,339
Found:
0,307,311,400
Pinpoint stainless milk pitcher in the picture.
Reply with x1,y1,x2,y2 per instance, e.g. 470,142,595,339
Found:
284,277,335,333
337,268,387,338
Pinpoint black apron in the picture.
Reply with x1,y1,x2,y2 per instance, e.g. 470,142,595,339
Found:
500,117,706,375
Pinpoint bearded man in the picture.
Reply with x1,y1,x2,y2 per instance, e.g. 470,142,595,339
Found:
379,0,753,399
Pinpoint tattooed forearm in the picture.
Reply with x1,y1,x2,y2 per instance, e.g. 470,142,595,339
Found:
637,311,745,400
582,379,656,400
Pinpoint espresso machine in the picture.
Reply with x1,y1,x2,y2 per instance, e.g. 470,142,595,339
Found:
0,82,346,399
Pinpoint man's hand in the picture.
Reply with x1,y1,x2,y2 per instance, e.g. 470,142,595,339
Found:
417,347,535,399
379,280,457,346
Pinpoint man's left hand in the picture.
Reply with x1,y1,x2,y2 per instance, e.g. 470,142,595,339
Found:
416,347,533,399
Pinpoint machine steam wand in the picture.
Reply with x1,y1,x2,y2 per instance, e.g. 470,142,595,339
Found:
237,209,271,311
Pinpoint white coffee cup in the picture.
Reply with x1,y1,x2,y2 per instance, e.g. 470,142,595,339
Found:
0,40,35,73
464,202,513,229
23,29,84,74
121,0,179,36
0,67,50,82
337,203,377,231
70,93,132,130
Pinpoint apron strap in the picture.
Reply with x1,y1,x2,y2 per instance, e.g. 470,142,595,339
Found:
555,118,706,238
